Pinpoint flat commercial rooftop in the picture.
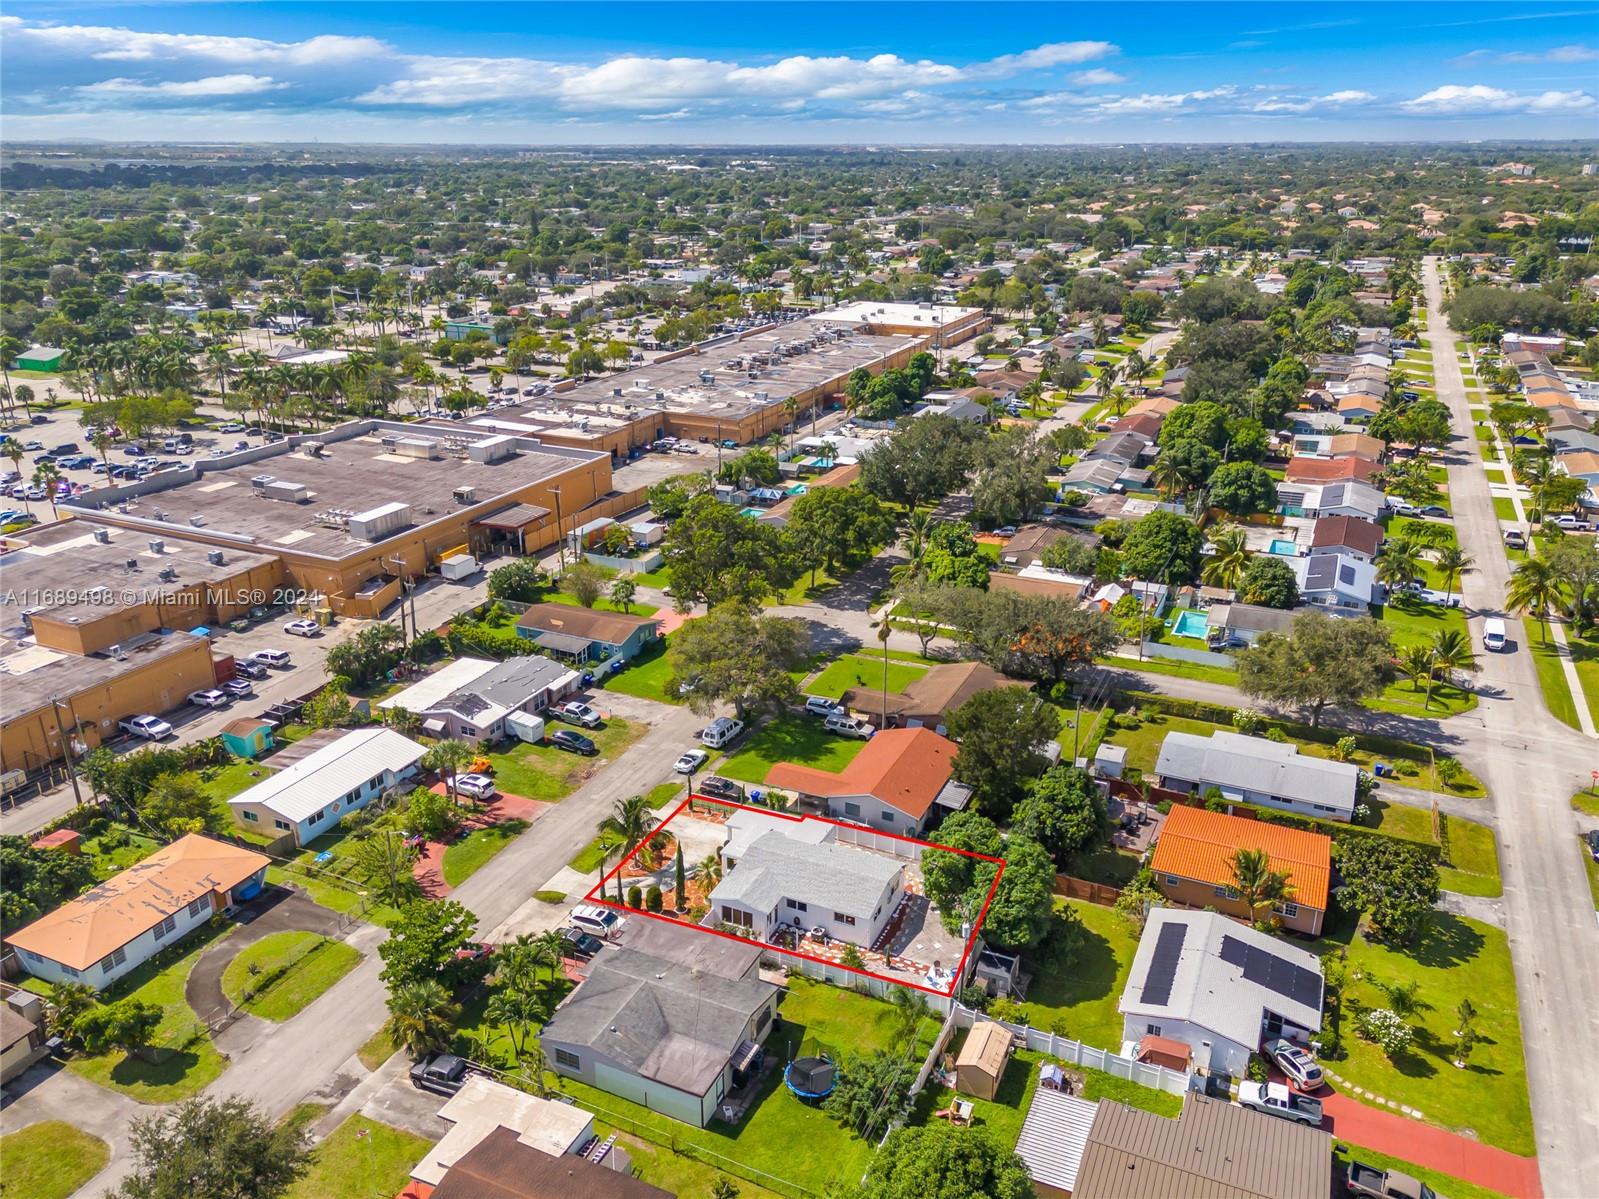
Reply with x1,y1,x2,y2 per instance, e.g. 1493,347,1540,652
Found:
1,520,279,624
0,628,206,718
64,422,604,560
493,316,924,429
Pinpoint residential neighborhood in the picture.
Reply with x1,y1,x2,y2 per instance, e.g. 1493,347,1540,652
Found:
1,10,1597,1199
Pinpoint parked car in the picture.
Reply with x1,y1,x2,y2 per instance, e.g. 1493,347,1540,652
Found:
1387,499,1420,517
1416,505,1450,519
187,689,230,709
1264,1038,1324,1091
804,696,839,718
282,618,321,637
556,700,603,728
1504,530,1527,549
216,422,246,433
1235,1081,1323,1126
409,1053,470,1096
994,525,1018,537
222,678,254,698
1346,1161,1440,1199
570,903,624,939
233,659,270,680
453,772,497,801
560,926,605,959
674,749,709,774
1552,514,1590,531
1586,828,1599,862
248,649,292,668
118,714,174,739
550,729,598,756
700,716,745,748
824,712,875,739
697,775,743,801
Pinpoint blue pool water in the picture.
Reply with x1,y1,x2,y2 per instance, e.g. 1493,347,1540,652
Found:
1269,538,1298,555
1171,609,1210,639
739,507,766,518
785,483,809,496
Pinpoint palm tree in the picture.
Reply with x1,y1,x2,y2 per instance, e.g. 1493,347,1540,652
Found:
385,980,459,1058
1149,455,1187,501
1375,539,1424,592
1397,644,1435,694
1201,526,1250,590
1124,350,1149,391
599,793,659,860
423,739,475,802
1430,628,1479,699
1432,545,1474,602
32,463,63,519
515,1039,552,1096
1506,556,1569,643
1094,361,1121,410
1227,847,1294,926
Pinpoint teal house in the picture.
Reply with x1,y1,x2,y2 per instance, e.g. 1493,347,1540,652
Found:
220,717,275,760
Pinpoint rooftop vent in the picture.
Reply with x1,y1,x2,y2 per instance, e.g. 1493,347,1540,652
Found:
206,550,225,566
125,558,139,570
453,486,478,505
157,566,177,582
92,528,111,544
189,515,206,527
148,539,165,554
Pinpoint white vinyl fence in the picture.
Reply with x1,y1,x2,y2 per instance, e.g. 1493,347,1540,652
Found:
952,1003,1190,1096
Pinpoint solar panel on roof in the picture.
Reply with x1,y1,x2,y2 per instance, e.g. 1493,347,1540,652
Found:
1140,921,1188,1005
1218,935,1321,1010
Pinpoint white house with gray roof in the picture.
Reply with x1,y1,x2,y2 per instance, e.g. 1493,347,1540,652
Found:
377,654,580,743
1154,730,1359,821
227,727,426,845
1119,909,1324,1078
1290,552,1377,614
709,828,904,948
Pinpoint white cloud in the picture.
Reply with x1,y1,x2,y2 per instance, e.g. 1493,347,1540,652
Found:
1403,82,1597,113
1252,89,1375,113
1323,90,1375,103
1091,86,1237,115
968,41,1118,78
1461,43,1599,64
5,19,385,66
81,73,284,97
1070,68,1126,86
637,109,691,122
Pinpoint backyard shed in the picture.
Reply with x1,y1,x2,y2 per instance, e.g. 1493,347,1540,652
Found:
14,345,63,372
220,717,275,760
955,1019,1011,1100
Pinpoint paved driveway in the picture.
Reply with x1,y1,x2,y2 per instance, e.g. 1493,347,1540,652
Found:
186,887,347,1027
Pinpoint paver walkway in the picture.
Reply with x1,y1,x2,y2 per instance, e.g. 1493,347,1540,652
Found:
1323,1084,1542,1199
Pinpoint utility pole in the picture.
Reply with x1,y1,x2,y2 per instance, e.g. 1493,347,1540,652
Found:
550,486,566,572
48,697,85,809
385,554,411,644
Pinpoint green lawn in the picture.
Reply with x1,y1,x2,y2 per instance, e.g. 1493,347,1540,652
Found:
1580,838,1599,910
81,828,164,881
68,922,230,1101
547,977,938,1195
442,818,528,887
717,715,870,784
482,717,644,800
1492,496,1519,522
1564,625,1599,730
200,759,280,845
805,652,930,700
614,1132,786,1199
569,831,622,873
286,1116,432,1199
542,588,659,617
1097,653,1241,687
1012,900,1139,1050
1107,709,1482,796
357,1025,400,1072
265,864,402,929
1333,1141,1513,1199
0,1121,110,1199
767,566,842,607
1528,634,1582,731
623,565,673,589
1375,594,1469,650
600,643,681,704
221,930,363,1021
1316,914,1532,1155
1572,787,1599,816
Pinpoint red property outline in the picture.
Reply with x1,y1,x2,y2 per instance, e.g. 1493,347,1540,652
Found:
583,795,1004,998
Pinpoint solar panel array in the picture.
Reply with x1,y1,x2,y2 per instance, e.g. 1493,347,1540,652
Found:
1218,934,1322,1009
1140,920,1188,1005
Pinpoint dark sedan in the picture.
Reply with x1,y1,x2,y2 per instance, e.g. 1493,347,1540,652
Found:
550,729,598,756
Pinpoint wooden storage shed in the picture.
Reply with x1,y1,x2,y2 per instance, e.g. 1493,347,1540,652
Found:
955,1019,1012,1101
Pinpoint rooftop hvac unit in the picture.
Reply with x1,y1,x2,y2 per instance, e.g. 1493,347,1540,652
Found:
189,515,206,527
380,436,399,449
125,559,139,571
148,539,165,554
250,474,276,492
347,501,413,542
263,479,310,504
453,485,478,505
468,435,516,464
612,387,624,396
304,441,326,457
207,550,225,566
157,566,177,582
92,528,111,544
755,391,769,402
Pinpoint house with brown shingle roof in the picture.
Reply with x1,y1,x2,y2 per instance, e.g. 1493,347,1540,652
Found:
839,661,1029,734
1150,806,1331,935
1284,456,1381,485
1325,432,1385,461
514,603,661,664
765,727,970,834
1309,515,1383,562
7,834,268,989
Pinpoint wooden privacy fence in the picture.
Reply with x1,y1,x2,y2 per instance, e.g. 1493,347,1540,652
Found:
1052,874,1123,906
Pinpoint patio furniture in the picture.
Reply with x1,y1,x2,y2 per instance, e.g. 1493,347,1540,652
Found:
932,1100,973,1126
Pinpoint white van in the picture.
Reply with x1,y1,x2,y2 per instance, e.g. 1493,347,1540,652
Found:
1483,618,1508,653
569,904,624,939
700,716,746,749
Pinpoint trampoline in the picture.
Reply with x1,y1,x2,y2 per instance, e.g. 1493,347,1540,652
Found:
784,1056,836,1101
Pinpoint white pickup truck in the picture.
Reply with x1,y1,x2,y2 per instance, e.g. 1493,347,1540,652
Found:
1235,1080,1323,1126
118,714,173,740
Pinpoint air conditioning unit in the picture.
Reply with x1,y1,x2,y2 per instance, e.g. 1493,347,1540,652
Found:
125,559,139,570
92,529,111,544
189,515,206,527
148,539,165,554
207,550,225,566
453,486,478,505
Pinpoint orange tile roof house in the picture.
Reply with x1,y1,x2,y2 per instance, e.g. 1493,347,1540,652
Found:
1284,456,1381,485
764,727,971,834
7,834,269,989
1150,806,1332,935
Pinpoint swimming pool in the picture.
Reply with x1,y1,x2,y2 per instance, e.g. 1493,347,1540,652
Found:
739,507,766,518
1171,609,1210,639
785,483,809,496
1269,538,1298,555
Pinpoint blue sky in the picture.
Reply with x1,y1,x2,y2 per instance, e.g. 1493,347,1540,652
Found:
3,2,1597,143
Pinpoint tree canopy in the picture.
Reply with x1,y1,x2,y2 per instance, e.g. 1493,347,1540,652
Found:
1236,611,1395,725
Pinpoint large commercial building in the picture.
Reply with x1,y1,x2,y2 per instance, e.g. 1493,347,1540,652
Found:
473,303,986,453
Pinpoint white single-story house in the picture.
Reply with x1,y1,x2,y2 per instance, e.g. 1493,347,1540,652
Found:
1205,602,1297,647
541,933,778,1128
1119,909,1324,1078
709,828,905,949
1276,479,1385,522
1154,729,1359,821
1290,552,1377,614
765,727,969,835
8,834,268,990
228,727,427,846
379,654,580,743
